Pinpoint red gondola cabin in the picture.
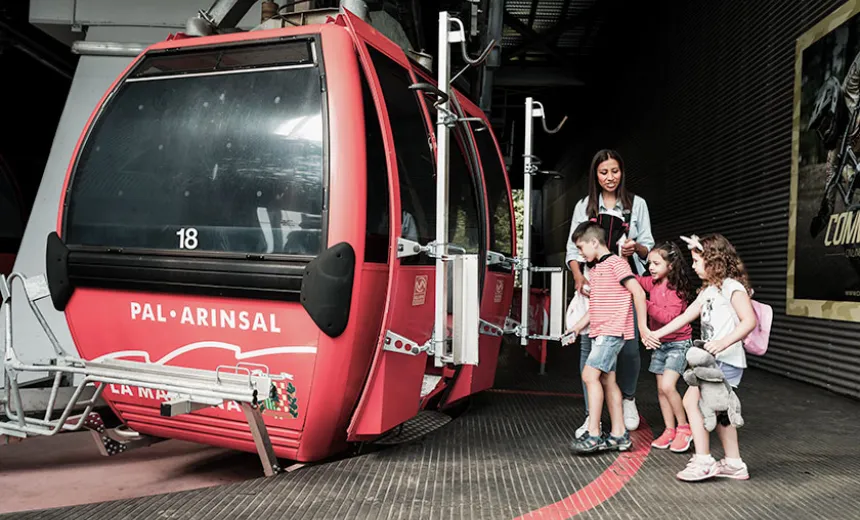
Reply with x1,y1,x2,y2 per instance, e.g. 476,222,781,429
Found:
45,10,515,462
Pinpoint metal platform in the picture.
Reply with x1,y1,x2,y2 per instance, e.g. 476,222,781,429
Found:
3,342,860,519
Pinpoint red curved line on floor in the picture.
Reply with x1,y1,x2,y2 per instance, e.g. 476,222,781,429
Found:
494,388,654,520
515,419,653,520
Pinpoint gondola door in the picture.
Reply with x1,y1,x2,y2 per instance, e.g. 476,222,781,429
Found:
343,13,439,439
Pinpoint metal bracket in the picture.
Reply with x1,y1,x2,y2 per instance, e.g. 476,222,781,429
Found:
436,106,461,127
81,412,163,457
479,320,503,337
383,331,433,356
486,251,516,268
0,274,10,301
161,396,222,417
504,317,521,335
531,266,564,273
524,154,542,166
397,237,430,259
528,334,561,341
468,0,480,37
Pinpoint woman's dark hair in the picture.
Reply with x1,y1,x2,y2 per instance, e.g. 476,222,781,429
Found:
653,241,694,303
586,149,634,218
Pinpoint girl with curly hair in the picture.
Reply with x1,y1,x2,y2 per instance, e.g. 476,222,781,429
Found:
644,233,758,483
634,242,695,453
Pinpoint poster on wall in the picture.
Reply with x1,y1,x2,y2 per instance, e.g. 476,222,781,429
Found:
790,2,860,322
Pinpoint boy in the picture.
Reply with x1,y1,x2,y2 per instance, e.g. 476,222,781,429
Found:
568,221,655,453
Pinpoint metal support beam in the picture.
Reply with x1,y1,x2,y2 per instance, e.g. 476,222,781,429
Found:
71,41,147,57
434,10,452,367
479,0,504,112
241,402,281,477
205,0,260,29
502,11,573,68
185,0,259,36
505,13,581,61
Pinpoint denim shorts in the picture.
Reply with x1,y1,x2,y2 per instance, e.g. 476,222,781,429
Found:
649,339,692,375
585,335,626,373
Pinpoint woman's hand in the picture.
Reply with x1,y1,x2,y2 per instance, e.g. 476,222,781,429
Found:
622,239,648,259
621,239,637,257
574,274,591,296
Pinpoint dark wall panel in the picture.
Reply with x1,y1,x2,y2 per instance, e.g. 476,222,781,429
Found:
544,0,860,397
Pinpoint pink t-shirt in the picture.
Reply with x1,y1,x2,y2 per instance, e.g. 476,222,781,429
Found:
636,275,692,342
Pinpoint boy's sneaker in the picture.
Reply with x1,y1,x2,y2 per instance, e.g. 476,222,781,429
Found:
670,424,693,453
651,428,675,449
716,459,750,480
602,431,632,452
622,398,640,430
676,455,719,482
570,433,604,454
575,415,601,439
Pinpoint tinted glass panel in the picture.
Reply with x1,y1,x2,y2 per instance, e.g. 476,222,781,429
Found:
66,64,325,256
132,40,312,78
473,130,512,256
421,102,483,256
361,69,390,263
448,128,482,254
368,47,436,265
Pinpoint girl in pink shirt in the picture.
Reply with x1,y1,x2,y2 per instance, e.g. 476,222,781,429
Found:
636,242,695,452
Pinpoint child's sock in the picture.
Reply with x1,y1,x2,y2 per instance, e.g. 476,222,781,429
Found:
695,454,716,464
724,457,744,466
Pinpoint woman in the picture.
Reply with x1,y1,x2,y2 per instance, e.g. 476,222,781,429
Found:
565,149,654,439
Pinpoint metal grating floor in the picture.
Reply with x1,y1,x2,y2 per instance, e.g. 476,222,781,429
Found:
3,342,860,519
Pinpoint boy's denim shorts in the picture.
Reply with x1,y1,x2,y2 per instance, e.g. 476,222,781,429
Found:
584,335,626,373
649,339,692,375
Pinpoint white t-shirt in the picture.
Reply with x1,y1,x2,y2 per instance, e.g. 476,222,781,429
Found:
695,278,748,369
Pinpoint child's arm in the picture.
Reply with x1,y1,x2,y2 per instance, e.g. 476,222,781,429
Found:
652,300,703,344
622,277,659,348
703,290,757,355
646,290,686,327
634,274,653,293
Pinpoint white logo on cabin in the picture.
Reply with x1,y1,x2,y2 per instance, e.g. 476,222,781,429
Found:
130,302,281,333
97,341,316,412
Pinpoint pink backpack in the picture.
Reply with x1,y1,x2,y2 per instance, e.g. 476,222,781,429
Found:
743,299,772,356
722,283,772,356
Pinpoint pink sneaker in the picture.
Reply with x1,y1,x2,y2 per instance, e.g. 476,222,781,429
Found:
716,459,750,480
676,456,719,482
651,428,676,449
670,425,693,453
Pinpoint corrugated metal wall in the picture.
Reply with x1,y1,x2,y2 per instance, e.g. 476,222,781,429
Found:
544,0,860,398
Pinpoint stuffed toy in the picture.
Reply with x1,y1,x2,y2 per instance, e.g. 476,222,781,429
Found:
683,342,744,432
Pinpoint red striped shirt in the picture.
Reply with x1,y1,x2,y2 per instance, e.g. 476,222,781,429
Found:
589,254,635,339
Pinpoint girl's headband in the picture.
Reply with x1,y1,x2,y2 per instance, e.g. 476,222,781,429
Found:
680,235,703,252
